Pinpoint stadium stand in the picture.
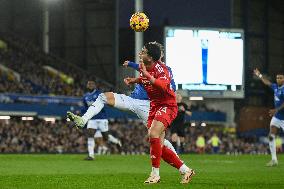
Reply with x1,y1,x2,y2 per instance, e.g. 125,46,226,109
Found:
0,33,114,96
0,118,274,155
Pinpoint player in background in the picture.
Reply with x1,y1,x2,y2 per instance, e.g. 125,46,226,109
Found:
67,43,177,155
170,93,192,153
253,68,284,166
82,81,121,160
124,42,195,184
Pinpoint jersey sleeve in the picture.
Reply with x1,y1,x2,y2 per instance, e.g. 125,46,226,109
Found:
127,61,139,71
153,64,171,91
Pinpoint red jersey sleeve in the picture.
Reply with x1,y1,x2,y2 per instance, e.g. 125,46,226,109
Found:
152,63,170,92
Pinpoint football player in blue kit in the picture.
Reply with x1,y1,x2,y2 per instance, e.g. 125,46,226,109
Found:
254,68,284,166
82,81,121,160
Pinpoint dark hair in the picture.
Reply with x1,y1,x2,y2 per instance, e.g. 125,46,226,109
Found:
144,42,161,61
276,71,284,76
149,41,164,54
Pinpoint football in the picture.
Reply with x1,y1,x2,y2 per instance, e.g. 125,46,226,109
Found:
129,12,149,32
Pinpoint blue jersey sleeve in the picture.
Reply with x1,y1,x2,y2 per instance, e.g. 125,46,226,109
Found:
167,66,176,92
127,61,139,71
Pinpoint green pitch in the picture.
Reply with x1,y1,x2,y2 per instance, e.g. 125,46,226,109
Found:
0,154,283,189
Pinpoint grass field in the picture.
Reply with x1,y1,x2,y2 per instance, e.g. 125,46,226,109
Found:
0,154,283,189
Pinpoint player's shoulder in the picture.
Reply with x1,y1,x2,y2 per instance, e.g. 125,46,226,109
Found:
271,83,279,89
83,92,90,98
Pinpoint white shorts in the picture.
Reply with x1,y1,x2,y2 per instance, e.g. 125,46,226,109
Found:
94,130,103,138
270,117,284,131
113,93,150,124
87,119,109,132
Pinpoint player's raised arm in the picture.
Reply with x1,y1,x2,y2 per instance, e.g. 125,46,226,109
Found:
253,68,272,86
123,60,139,71
140,62,170,92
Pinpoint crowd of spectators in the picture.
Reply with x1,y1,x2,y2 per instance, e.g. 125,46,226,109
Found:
0,118,276,155
0,34,113,96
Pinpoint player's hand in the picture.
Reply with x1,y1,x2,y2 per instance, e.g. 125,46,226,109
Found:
139,61,152,79
253,68,261,77
179,106,185,112
123,61,130,67
269,109,277,117
139,61,146,73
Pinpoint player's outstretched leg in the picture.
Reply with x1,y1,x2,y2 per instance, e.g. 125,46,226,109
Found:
81,93,108,122
67,112,86,128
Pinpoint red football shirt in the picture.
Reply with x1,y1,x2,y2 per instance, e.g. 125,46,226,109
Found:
139,61,176,106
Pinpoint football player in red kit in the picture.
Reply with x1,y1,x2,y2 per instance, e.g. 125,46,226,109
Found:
124,42,195,184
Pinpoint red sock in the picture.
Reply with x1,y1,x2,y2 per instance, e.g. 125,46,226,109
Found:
150,138,162,168
162,146,183,169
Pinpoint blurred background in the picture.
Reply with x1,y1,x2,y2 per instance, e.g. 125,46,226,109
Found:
0,0,283,155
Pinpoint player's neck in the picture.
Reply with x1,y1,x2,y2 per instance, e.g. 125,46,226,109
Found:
145,62,155,71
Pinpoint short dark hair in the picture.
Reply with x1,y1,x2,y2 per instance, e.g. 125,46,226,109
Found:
149,41,164,54
276,71,284,76
144,42,161,61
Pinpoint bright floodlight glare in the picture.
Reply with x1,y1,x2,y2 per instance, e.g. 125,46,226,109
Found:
189,96,204,101
201,122,206,127
44,117,56,123
22,117,34,121
0,116,10,120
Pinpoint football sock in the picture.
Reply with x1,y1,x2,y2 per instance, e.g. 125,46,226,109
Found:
97,146,103,155
269,134,277,161
164,139,178,155
161,146,183,169
151,167,160,176
87,138,95,158
108,134,120,145
82,93,107,122
179,164,190,174
150,138,162,169
102,146,108,154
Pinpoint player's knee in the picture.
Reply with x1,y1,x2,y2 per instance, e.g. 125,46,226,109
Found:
104,92,114,105
148,130,160,138
97,93,107,103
